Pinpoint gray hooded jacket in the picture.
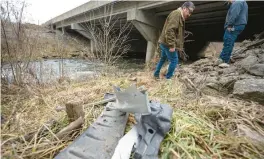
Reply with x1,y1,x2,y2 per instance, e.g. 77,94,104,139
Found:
224,0,248,28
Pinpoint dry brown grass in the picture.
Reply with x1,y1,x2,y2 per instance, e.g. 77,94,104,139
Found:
1,69,264,158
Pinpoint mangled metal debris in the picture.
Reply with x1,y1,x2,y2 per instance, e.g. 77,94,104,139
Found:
111,85,173,159
112,100,173,159
106,84,151,114
55,84,173,159
55,93,129,159
133,101,173,159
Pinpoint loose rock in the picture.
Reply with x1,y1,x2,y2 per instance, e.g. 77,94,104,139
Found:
247,64,264,77
237,55,258,70
233,79,264,104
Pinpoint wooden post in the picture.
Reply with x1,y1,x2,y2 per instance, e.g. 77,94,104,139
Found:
65,100,85,122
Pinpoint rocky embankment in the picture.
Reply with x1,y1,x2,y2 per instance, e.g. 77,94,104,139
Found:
178,33,264,104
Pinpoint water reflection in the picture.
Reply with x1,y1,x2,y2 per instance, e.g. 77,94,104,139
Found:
1,59,104,84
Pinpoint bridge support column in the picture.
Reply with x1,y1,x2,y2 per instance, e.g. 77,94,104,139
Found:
62,27,66,35
127,9,163,63
71,23,94,54
146,41,155,62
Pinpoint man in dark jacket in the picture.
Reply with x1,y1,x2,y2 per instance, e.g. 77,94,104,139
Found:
216,0,248,65
154,1,195,80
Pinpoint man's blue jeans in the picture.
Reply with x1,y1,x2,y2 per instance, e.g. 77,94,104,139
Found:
154,44,178,79
220,25,245,63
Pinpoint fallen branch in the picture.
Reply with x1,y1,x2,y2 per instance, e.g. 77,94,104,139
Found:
56,117,84,140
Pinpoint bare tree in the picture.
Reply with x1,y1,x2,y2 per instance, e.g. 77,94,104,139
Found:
1,0,40,85
81,2,133,65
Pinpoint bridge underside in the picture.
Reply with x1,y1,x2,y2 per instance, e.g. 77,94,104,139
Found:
49,1,264,62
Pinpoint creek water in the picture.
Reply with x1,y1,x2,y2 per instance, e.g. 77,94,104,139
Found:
1,59,104,84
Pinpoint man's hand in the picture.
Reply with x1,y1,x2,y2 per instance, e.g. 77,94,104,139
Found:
169,48,175,52
227,27,234,32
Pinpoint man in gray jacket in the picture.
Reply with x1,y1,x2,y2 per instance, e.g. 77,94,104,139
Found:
216,0,248,65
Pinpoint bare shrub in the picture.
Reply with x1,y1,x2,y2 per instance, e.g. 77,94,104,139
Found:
1,0,40,85
81,2,133,65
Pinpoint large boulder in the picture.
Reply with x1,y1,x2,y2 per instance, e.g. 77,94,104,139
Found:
237,55,258,70
203,76,239,93
247,64,264,77
233,79,264,104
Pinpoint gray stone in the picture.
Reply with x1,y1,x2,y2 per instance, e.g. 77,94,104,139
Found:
209,71,218,77
201,66,214,72
232,48,250,59
219,76,238,85
217,69,223,75
258,54,264,63
245,50,255,56
193,75,205,84
233,79,264,104
222,66,237,75
219,76,239,92
247,64,264,77
254,48,262,55
237,124,264,143
239,74,258,80
231,53,247,59
261,43,264,49
204,76,238,93
224,72,240,77
204,77,219,90
193,58,211,66
238,55,258,70
206,77,218,84
206,82,219,90
242,39,251,45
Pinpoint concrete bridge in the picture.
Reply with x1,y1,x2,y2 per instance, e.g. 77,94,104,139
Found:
44,1,264,62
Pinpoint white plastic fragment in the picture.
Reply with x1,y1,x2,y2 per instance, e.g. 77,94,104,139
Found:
111,126,139,159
